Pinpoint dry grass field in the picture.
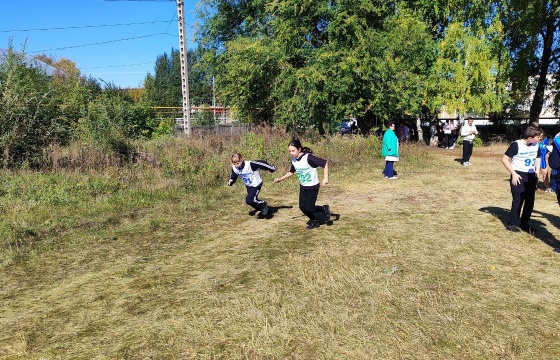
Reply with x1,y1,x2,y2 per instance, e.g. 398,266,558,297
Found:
1,141,560,359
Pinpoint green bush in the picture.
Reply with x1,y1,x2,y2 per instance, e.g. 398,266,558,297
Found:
0,47,59,168
457,136,483,147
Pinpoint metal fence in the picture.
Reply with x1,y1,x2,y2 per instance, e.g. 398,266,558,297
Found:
174,122,251,136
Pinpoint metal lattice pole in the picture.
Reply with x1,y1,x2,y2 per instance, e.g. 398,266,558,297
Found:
176,0,191,136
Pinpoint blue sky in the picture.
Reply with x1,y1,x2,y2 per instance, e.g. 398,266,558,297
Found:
0,0,199,88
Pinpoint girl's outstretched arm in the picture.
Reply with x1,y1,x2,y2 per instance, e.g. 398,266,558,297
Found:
274,172,294,183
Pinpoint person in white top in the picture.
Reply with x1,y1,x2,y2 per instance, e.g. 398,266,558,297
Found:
501,126,542,233
442,120,454,149
227,153,276,218
274,139,331,230
460,117,478,166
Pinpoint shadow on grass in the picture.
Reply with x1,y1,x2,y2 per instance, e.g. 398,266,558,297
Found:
286,211,341,226
325,213,341,226
479,206,560,248
250,205,294,219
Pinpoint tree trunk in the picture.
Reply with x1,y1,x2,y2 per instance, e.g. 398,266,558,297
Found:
529,20,555,125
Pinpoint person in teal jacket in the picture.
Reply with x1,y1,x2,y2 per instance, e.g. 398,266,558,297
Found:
382,120,399,179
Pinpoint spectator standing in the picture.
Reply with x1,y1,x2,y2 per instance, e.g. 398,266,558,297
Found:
548,132,560,199
382,120,399,179
429,121,438,146
443,120,454,149
460,117,478,166
396,123,405,142
501,126,541,233
403,122,410,141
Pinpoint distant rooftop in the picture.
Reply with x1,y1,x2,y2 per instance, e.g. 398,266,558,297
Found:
0,49,59,76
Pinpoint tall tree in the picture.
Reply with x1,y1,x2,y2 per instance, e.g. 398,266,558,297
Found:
428,19,509,117
200,0,436,132
144,49,181,107
500,0,560,124
144,47,213,107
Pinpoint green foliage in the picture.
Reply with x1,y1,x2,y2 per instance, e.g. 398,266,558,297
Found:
0,47,65,168
78,87,156,161
215,37,278,124
144,49,182,107
143,46,213,107
192,109,216,125
150,119,175,138
202,1,437,132
240,132,265,159
159,144,223,190
499,0,560,123
427,20,509,117
365,11,437,119
458,136,483,147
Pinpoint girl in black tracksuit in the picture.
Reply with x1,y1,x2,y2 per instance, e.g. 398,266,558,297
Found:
274,139,331,229
227,153,276,218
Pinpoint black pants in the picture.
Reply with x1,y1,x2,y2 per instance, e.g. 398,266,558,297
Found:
462,140,473,163
551,170,560,205
246,184,265,211
444,133,453,148
299,186,326,222
508,172,537,227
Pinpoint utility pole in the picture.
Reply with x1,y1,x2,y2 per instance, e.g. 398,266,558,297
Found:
176,0,191,136
212,76,217,123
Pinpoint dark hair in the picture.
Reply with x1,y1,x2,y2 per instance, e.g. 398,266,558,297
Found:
385,120,395,128
289,139,313,154
522,125,541,139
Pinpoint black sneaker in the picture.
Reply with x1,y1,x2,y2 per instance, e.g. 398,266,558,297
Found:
505,224,521,232
323,204,331,223
260,202,269,217
306,220,320,230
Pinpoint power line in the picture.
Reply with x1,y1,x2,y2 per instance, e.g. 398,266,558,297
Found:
27,33,176,54
80,62,154,70
0,21,172,33
164,12,178,34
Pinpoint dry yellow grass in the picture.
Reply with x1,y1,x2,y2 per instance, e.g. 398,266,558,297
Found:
1,143,560,359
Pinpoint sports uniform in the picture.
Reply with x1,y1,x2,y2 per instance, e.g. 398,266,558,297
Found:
228,160,276,217
503,140,540,230
290,153,331,229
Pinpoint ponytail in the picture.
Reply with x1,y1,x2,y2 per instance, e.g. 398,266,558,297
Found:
289,139,313,154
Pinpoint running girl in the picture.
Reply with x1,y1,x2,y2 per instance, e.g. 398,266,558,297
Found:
227,153,276,218
274,139,331,229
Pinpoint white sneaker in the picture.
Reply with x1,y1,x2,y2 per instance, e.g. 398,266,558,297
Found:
387,176,398,180
449,146,455,149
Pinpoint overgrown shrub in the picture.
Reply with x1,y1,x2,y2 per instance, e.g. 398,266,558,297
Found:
0,47,60,168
